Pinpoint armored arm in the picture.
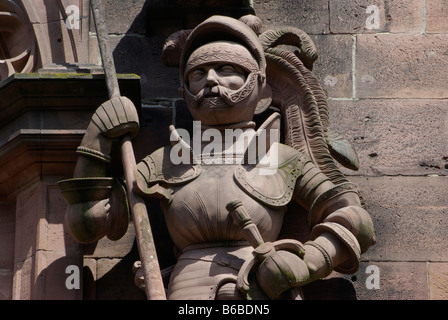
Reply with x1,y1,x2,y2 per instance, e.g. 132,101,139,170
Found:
293,159,376,282
59,96,139,243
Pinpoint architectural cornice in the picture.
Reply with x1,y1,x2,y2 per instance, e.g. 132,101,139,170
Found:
0,73,141,197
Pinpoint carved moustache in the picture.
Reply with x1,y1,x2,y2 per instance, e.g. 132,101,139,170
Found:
193,85,236,108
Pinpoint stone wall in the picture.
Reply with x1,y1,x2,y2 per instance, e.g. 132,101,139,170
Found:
255,0,448,300
1,0,447,300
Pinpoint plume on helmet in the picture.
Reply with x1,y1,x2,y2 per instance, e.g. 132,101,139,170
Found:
259,26,359,185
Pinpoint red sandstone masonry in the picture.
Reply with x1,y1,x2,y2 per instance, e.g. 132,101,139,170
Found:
329,0,423,34
327,99,448,176
426,0,448,33
312,35,354,98
87,0,448,301
254,0,330,34
356,34,448,99
330,262,428,300
428,263,448,299
0,203,14,300
350,176,448,262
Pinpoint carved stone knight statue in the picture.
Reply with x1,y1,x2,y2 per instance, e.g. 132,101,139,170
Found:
59,15,375,300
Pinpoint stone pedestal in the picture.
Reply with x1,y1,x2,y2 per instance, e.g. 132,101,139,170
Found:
0,72,141,299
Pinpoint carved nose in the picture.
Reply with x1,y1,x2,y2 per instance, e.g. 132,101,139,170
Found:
206,69,219,86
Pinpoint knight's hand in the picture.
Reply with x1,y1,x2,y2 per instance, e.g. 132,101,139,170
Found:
92,96,140,139
59,176,130,244
65,199,111,243
256,249,310,299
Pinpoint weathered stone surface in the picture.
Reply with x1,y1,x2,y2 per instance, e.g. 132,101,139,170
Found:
428,263,448,299
109,35,180,99
0,202,15,300
93,0,149,35
346,262,428,300
350,176,448,262
356,34,448,99
0,74,141,196
303,261,428,300
426,0,448,33
82,258,97,300
133,104,175,161
84,224,136,259
20,0,94,69
312,34,354,99
253,0,330,34
12,180,83,300
328,99,448,176
329,0,423,34
96,257,146,300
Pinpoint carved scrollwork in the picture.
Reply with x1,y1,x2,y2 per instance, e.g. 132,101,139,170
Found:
0,0,37,81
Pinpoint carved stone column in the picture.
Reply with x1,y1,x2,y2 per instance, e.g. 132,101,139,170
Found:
12,179,83,300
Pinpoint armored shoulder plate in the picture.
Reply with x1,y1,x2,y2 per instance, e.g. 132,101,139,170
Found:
137,146,202,187
234,143,308,207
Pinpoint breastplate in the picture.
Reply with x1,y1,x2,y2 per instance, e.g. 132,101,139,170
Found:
163,163,285,252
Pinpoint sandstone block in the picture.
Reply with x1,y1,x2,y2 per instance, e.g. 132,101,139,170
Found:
96,257,146,299
350,262,428,300
328,99,448,176
428,263,448,300
109,35,180,99
426,0,448,33
133,104,174,161
83,224,136,259
329,0,423,34
254,0,330,34
356,34,448,98
312,34,354,99
92,0,149,34
349,176,448,262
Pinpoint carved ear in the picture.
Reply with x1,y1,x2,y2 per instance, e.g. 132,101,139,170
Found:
161,29,192,67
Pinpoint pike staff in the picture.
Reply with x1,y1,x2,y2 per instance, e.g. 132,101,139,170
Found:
90,0,166,300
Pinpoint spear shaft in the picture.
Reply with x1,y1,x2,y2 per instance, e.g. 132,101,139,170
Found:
90,0,166,300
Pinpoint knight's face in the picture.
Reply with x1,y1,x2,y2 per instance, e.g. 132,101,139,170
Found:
183,41,264,126
188,63,247,96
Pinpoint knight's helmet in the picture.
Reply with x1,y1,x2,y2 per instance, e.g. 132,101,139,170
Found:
178,15,270,114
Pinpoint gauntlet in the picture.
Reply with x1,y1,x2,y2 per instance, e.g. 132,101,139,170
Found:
237,240,309,300
227,200,309,299
59,177,129,243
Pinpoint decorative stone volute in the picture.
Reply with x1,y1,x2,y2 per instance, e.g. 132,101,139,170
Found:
0,0,37,80
0,0,97,82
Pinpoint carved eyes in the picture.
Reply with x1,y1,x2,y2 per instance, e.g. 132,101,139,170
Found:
188,64,247,83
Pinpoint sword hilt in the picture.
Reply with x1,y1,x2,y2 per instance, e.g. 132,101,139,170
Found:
226,200,264,248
